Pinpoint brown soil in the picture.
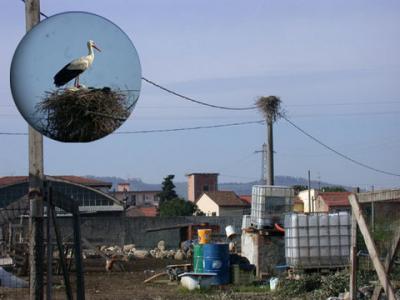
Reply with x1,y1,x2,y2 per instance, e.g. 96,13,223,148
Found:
0,258,274,300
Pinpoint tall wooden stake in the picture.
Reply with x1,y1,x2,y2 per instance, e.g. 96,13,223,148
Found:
349,211,358,300
26,1,44,299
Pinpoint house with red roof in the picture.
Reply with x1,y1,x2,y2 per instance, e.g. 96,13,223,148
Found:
315,192,352,213
196,191,250,216
239,195,251,205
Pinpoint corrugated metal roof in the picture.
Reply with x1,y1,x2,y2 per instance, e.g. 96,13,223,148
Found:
0,175,111,187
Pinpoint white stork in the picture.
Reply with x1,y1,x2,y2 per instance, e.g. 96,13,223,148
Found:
53,40,101,88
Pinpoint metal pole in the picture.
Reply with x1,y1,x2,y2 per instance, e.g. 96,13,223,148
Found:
26,1,44,299
254,143,267,183
266,116,274,185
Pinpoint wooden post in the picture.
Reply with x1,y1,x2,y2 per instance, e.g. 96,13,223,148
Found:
348,194,396,300
46,184,52,300
349,208,358,300
26,1,44,299
266,117,274,185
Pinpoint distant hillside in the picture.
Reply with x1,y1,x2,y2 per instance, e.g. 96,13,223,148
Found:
87,175,351,199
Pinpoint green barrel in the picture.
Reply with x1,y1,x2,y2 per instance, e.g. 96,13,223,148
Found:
193,244,204,272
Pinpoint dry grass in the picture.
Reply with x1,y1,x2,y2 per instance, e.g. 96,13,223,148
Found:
36,87,131,142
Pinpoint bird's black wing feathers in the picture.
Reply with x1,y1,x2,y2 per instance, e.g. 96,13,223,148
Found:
53,63,84,87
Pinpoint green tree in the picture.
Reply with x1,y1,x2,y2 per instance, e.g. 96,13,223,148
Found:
159,197,197,217
321,186,347,192
157,174,178,206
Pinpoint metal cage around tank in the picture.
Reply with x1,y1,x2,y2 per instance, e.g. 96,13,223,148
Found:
250,185,294,228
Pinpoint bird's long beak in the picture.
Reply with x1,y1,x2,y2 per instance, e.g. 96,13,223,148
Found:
93,44,101,52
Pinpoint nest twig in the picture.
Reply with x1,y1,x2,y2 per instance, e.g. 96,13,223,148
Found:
36,87,131,142
256,96,284,122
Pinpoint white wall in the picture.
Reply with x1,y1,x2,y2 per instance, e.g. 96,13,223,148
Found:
196,194,220,216
298,189,318,213
219,207,247,217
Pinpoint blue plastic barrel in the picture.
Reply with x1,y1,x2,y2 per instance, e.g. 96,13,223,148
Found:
203,243,230,285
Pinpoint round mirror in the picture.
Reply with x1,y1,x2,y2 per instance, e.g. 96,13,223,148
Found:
10,11,141,142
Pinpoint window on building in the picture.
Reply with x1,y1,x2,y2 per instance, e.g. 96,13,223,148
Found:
203,185,209,192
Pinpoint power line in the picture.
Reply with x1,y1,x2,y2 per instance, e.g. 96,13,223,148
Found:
286,100,400,107
114,120,264,134
281,115,400,177
0,120,264,136
142,76,400,177
0,132,28,136
142,77,257,111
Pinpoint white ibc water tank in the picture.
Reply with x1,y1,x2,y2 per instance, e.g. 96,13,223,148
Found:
251,185,294,228
284,212,350,268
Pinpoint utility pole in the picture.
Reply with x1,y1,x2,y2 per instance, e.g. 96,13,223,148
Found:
254,143,267,184
256,96,281,187
308,170,311,213
26,0,45,299
266,116,274,185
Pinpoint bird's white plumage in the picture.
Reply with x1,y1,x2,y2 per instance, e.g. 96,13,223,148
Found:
54,40,100,87
66,56,92,70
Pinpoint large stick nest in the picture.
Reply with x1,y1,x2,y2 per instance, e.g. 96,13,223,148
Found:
36,87,131,142
256,96,284,122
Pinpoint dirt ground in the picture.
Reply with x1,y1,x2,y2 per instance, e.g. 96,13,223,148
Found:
0,258,275,300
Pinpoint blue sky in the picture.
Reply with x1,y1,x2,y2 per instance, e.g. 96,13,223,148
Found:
1,0,399,189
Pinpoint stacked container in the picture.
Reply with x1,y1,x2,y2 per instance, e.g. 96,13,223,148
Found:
251,185,294,228
284,212,350,268
193,244,204,273
203,243,230,285
193,229,230,285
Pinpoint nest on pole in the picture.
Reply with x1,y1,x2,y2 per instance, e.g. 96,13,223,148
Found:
36,87,130,142
255,96,283,122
